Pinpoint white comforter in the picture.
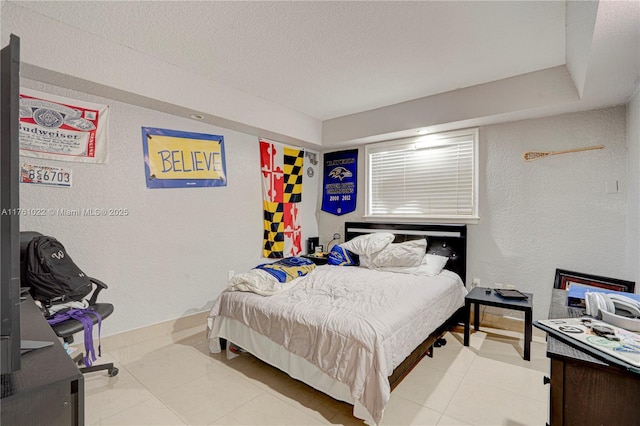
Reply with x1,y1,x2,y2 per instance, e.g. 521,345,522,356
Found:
208,265,466,424
226,268,301,295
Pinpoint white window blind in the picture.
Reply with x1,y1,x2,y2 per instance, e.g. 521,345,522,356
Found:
366,128,478,220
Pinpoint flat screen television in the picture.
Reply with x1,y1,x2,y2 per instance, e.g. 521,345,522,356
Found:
1,34,21,378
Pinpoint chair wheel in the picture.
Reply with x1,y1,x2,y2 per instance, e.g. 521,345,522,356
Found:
108,367,119,377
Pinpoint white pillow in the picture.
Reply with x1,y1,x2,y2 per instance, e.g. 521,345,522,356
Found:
422,253,449,276
341,232,395,257
375,253,449,276
369,238,427,268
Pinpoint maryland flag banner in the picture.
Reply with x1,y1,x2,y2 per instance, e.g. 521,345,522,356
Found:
260,139,304,258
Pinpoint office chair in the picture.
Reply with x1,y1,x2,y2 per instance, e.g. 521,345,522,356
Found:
19,231,119,377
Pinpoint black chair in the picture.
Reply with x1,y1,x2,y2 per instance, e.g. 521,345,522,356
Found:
19,231,118,377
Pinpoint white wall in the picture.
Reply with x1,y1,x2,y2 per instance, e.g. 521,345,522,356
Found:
322,66,580,146
627,90,640,285
319,106,629,320
472,106,628,319
19,80,319,336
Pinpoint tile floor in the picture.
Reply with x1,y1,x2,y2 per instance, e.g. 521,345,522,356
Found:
83,324,550,425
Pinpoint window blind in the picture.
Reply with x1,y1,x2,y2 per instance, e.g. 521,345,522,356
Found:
366,129,477,219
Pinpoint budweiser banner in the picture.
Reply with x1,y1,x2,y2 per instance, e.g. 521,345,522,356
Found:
19,88,109,163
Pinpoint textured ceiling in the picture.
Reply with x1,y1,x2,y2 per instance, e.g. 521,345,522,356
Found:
12,1,567,121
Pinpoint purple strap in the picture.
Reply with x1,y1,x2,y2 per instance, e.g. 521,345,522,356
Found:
47,308,102,367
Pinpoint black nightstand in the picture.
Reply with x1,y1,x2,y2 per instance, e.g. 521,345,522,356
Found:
463,286,533,360
301,254,328,265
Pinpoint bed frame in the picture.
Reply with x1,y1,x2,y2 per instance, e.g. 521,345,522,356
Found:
218,222,468,401
344,222,468,389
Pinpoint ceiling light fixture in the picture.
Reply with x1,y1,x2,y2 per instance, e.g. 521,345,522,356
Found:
189,114,204,120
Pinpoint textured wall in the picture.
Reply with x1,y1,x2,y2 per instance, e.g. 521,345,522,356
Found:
18,80,319,336
627,90,640,285
319,106,629,320
471,106,627,320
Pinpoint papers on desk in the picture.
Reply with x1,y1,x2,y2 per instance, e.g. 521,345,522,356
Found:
535,318,640,371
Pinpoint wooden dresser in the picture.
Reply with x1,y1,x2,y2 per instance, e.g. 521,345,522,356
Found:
544,289,640,426
1,296,84,425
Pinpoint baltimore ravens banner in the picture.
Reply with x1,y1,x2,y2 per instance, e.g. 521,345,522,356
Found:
260,139,304,258
321,149,358,215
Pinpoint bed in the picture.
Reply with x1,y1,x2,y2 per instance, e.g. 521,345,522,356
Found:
207,222,468,424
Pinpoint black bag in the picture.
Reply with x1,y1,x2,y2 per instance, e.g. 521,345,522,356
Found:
25,236,93,306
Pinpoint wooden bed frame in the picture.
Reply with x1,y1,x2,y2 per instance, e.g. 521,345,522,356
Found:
344,222,468,389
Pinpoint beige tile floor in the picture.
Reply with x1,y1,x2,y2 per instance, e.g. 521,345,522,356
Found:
83,325,550,425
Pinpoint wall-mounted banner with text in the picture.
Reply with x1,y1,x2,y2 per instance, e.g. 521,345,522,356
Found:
321,149,358,216
142,127,226,189
19,88,109,163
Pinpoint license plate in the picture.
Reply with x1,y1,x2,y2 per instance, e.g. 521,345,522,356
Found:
20,163,72,187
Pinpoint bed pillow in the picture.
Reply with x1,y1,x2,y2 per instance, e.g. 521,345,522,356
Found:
327,245,359,266
375,253,450,276
369,238,427,268
421,253,449,276
341,232,395,257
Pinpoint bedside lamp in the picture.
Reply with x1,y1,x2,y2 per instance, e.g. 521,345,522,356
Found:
326,233,341,253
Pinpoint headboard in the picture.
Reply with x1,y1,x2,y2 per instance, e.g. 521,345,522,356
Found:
344,222,467,283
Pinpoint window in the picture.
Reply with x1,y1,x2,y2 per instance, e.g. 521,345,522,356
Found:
365,128,478,222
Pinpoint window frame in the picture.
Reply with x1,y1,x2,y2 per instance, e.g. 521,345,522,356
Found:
364,128,479,224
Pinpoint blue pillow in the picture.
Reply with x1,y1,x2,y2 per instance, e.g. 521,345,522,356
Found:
254,257,316,283
327,245,359,266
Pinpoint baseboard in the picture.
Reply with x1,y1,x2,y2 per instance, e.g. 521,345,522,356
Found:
100,310,209,351
471,309,546,340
